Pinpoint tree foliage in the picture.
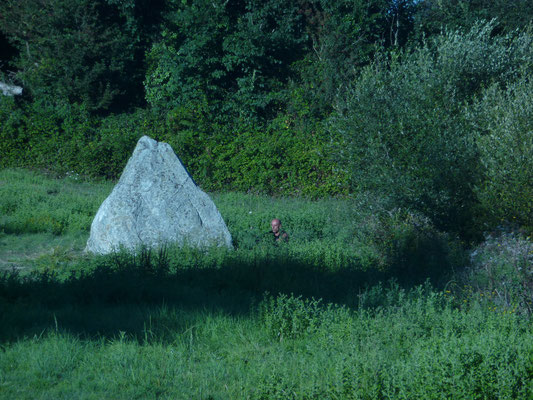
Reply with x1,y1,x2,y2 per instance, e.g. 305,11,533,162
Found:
144,0,414,122
330,21,532,235
0,0,531,235
470,76,533,233
145,0,310,120
0,0,165,113
413,0,533,39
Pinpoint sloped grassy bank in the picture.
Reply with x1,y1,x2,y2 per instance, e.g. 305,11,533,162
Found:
0,168,531,399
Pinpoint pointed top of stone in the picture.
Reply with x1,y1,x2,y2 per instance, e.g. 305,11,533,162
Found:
86,136,232,254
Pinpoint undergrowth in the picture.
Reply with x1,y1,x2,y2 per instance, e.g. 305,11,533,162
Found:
0,168,531,399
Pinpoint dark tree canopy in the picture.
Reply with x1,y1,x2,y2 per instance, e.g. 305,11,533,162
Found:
0,0,166,113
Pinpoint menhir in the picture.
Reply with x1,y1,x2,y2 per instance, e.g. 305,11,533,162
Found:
86,136,232,254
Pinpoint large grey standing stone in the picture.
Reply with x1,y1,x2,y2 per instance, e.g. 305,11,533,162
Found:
86,136,232,254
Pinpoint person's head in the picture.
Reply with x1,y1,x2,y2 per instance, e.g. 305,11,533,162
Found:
271,218,281,234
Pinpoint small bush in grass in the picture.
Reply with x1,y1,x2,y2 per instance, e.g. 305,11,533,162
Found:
460,230,533,315
355,207,466,283
258,293,350,342
258,293,324,341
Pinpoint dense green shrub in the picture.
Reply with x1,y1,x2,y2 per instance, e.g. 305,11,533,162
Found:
469,76,533,233
356,208,466,282
460,231,533,316
0,0,164,113
76,110,159,179
0,97,26,167
0,92,347,195
331,21,533,236
205,117,348,196
144,0,414,122
0,99,97,172
258,294,328,341
2,0,531,215
138,99,348,196
0,99,166,179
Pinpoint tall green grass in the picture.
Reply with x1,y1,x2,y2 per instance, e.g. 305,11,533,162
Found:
0,168,531,399
0,169,112,236
0,169,113,271
1,283,531,399
0,168,464,282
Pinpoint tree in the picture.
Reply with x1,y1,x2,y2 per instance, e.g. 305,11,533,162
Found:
290,0,417,116
145,0,309,122
0,0,165,113
471,76,533,233
330,22,532,236
412,0,533,41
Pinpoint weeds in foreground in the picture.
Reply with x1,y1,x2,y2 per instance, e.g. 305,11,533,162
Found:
0,168,531,398
1,277,531,399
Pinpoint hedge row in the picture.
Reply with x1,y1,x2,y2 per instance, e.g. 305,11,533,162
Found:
0,97,348,197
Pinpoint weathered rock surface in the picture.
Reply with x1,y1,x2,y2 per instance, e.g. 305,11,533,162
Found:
86,136,232,254
0,82,23,96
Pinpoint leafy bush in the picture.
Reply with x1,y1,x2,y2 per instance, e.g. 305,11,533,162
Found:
0,92,347,195
258,293,325,341
0,99,98,173
0,99,169,179
469,76,533,233
357,208,466,282
0,96,26,168
205,117,348,196
77,111,148,179
330,21,533,237
460,231,533,315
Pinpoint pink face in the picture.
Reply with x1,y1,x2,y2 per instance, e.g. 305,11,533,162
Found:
271,219,281,234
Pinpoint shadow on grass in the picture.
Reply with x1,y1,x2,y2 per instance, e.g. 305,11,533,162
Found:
0,246,446,343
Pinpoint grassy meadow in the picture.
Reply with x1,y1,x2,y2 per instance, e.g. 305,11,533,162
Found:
0,168,531,399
